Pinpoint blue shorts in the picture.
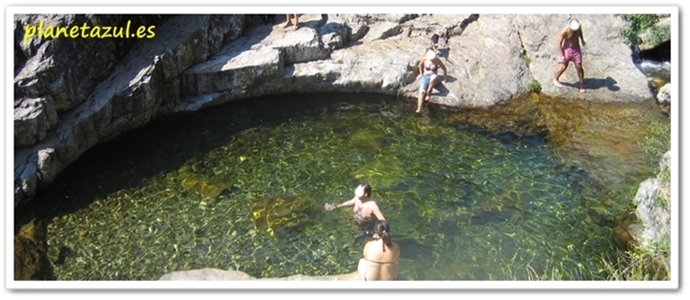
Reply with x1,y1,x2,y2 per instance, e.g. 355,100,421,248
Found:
419,74,436,92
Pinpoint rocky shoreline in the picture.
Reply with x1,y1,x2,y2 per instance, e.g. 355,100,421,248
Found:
14,13,659,207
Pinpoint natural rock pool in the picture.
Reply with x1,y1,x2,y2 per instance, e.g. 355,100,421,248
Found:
19,92,665,280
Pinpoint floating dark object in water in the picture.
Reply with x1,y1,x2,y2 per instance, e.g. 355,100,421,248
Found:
490,130,519,141
55,246,71,265
521,132,547,145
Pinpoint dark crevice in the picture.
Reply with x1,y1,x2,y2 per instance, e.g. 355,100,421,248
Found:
639,40,671,63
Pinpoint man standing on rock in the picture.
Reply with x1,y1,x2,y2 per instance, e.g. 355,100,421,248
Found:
553,18,587,93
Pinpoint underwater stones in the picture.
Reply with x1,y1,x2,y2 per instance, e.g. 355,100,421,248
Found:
348,129,385,152
351,155,404,189
249,192,318,236
179,170,231,200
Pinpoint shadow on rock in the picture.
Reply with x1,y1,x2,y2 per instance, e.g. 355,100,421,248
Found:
562,76,620,92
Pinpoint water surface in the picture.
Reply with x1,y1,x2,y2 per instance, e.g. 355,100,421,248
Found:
26,92,663,280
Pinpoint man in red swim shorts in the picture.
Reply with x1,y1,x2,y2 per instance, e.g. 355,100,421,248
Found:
553,19,587,93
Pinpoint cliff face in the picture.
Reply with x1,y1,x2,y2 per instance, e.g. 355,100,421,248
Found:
13,13,654,207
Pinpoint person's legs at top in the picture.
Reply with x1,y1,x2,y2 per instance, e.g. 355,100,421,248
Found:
293,14,299,28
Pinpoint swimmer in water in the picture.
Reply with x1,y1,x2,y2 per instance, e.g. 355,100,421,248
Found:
324,183,386,235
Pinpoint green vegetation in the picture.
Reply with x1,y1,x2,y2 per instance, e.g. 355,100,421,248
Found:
521,52,531,66
617,14,668,46
602,240,670,281
528,80,541,93
638,119,671,168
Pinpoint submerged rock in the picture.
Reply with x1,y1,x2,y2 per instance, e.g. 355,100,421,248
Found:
249,192,319,236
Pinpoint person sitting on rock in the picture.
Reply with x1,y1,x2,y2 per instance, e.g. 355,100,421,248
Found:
324,183,385,235
416,49,448,113
357,220,401,281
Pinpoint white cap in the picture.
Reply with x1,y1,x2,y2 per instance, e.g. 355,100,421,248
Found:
570,19,581,30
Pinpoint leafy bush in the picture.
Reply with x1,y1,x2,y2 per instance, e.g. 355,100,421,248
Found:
528,80,541,93
616,14,662,46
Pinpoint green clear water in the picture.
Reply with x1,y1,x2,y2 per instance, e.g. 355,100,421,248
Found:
28,93,657,280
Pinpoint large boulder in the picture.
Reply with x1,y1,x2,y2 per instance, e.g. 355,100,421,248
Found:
656,83,671,106
627,151,671,250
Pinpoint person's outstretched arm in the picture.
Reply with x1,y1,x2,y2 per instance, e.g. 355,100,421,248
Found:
325,198,355,211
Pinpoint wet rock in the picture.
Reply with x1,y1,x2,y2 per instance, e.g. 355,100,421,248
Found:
656,83,671,106
626,150,671,250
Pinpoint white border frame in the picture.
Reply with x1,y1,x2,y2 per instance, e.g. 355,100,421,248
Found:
4,1,682,294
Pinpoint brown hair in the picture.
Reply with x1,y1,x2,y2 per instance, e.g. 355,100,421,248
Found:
374,220,392,252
